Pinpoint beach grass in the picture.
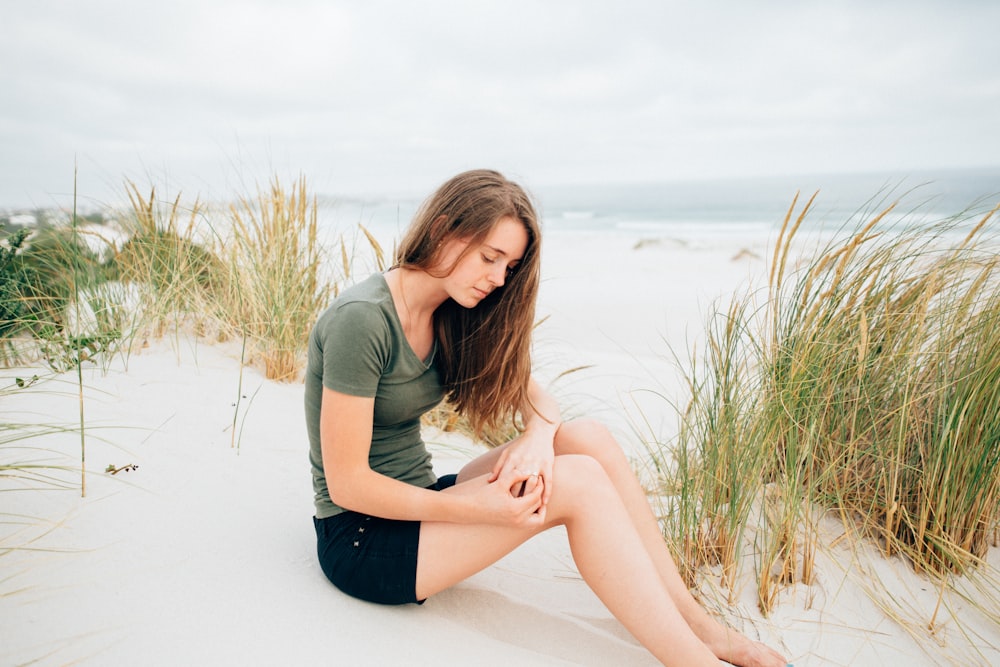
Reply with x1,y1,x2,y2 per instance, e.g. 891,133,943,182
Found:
648,193,1000,636
113,182,221,344
212,176,332,381
1,174,381,452
0,175,347,499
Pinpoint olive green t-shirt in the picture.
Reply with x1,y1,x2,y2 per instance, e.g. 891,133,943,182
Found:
305,273,444,519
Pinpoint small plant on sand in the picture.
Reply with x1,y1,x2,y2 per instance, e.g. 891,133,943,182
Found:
0,226,32,363
0,217,129,376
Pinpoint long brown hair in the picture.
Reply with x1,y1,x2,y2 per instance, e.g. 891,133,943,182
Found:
394,169,541,436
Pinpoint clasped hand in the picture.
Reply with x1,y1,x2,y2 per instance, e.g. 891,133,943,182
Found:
484,431,555,525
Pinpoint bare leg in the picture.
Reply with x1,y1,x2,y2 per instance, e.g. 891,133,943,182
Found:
553,420,787,667
417,455,719,666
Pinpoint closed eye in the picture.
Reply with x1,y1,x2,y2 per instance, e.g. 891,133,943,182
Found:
480,242,523,278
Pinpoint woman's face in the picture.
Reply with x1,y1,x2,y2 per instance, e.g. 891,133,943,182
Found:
437,216,528,308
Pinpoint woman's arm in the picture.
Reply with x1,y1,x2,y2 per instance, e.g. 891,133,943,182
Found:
321,387,542,525
489,378,563,509
522,377,562,439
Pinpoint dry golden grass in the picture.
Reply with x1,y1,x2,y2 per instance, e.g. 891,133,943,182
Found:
210,176,331,381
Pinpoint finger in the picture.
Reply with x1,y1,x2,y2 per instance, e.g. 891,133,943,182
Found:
515,464,541,478
508,463,538,484
526,481,545,510
529,472,543,496
516,487,544,523
489,449,510,483
508,467,535,497
514,471,539,500
506,459,531,476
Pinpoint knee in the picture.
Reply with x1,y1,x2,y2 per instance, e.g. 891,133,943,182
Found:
553,454,615,496
554,419,624,464
550,454,620,517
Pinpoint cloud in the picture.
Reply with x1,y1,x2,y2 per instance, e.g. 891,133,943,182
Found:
1,0,998,209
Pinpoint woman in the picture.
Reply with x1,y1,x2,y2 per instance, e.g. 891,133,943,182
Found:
305,169,789,667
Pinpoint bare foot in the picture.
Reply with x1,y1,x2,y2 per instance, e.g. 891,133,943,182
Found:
708,632,788,667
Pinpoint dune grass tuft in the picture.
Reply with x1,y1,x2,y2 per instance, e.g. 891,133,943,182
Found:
213,176,332,381
2,174,375,383
650,195,1000,622
114,182,221,342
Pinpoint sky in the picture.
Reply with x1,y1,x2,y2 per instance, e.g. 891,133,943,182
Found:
2,0,999,210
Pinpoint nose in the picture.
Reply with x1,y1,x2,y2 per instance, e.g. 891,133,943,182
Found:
489,263,507,287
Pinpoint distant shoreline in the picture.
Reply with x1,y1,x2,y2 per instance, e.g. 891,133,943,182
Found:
4,165,998,223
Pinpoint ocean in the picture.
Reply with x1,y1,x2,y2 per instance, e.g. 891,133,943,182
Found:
321,166,1000,245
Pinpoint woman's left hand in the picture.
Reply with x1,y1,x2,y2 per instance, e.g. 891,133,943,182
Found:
488,428,556,509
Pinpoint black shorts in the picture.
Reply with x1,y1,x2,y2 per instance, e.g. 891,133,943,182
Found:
313,474,457,605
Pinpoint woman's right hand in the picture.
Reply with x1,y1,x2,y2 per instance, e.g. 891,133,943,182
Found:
476,465,546,527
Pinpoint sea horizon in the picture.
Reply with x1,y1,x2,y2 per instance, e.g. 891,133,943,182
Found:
3,165,998,246
318,165,1000,243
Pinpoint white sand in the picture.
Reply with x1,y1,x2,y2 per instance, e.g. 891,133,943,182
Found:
2,230,998,666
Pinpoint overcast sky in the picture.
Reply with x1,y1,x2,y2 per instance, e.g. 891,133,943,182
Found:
2,0,998,209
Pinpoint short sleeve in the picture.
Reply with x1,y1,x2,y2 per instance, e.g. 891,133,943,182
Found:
315,301,391,397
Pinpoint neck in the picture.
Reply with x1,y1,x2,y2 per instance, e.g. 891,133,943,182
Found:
388,267,445,325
